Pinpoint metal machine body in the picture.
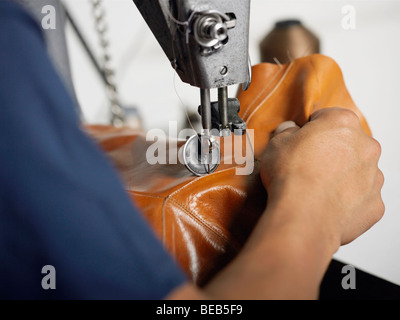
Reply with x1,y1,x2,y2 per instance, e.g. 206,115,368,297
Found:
133,0,251,176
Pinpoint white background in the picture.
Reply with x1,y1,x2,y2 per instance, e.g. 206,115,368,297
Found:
64,0,400,286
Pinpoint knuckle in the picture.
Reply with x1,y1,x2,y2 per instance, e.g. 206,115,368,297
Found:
369,198,385,226
311,108,362,131
314,108,361,129
372,139,382,158
365,138,382,161
377,169,385,189
376,198,386,221
372,192,386,222
335,109,360,127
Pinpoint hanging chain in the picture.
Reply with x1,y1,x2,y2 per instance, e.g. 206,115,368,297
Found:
90,0,125,127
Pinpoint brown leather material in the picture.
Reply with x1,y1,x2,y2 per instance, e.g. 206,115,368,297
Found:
86,54,371,286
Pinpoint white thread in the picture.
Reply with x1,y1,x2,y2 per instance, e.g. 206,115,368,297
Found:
164,4,198,44
172,72,198,135
273,57,283,69
246,62,294,124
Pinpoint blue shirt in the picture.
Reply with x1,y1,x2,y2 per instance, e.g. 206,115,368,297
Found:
0,0,186,299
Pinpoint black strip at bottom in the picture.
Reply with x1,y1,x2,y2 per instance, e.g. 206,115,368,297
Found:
319,259,400,300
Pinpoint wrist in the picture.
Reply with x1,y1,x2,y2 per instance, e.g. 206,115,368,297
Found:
206,198,338,299
205,177,342,300
243,197,339,299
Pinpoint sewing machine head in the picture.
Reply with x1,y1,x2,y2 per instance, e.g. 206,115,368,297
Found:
133,0,251,176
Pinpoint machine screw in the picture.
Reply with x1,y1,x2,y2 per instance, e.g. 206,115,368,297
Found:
220,66,228,75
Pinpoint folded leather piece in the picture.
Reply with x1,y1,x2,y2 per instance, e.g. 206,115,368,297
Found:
86,54,371,286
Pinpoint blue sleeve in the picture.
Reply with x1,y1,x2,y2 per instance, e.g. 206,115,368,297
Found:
0,1,186,300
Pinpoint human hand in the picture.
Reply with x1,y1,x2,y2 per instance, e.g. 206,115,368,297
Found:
260,107,385,248
169,108,385,301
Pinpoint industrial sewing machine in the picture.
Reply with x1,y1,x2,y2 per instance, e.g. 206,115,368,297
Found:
133,0,251,176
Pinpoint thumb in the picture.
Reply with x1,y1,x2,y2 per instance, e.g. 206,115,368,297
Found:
272,121,300,137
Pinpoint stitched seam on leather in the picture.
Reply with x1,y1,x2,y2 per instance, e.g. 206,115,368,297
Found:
129,166,247,201
246,62,295,124
129,168,247,253
166,196,240,252
168,167,239,199
242,64,291,120
132,191,242,255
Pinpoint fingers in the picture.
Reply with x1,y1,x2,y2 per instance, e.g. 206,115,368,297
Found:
273,121,300,137
273,108,360,138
